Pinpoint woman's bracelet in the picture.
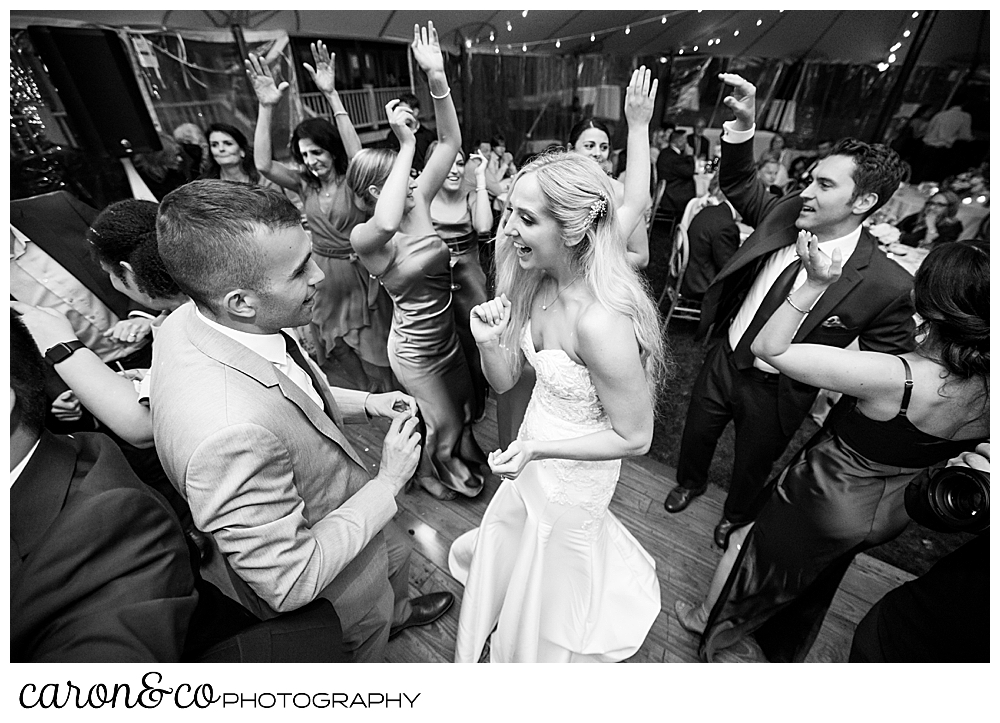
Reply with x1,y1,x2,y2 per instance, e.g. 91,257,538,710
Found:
785,294,813,315
333,111,350,118
476,184,487,192
429,87,451,100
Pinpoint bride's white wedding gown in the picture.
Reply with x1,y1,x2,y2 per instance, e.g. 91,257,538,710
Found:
449,324,660,662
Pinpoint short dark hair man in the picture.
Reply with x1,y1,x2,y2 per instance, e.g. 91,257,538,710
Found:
657,129,697,216
663,74,915,549
152,181,452,662
10,311,197,662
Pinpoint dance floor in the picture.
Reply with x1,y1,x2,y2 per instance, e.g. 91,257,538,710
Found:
341,392,914,663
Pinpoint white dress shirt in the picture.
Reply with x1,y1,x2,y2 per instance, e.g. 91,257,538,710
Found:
722,121,861,373
194,308,325,410
10,439,41,489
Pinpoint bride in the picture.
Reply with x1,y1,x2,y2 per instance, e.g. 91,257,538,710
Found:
448,67,667,663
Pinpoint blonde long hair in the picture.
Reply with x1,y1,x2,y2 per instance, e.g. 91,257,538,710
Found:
495,151,668,397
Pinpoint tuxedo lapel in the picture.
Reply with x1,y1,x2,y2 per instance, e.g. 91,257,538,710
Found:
794,230,875,341
712,198,800,285
182,310,366,469
10,432,76,562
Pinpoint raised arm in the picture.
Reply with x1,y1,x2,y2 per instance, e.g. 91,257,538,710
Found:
12,302,155,448
469,151,494,234
618,67,657,269
350,100,416,262
750,231,901,401
411,22,462,201
488,305,653,477
303,41,362,160
246,53,301,191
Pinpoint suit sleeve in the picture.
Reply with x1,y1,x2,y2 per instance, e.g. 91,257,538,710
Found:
719,138,785,229
184,424,397,613
857,287,917,355
12,488,197,662
711,213,741,271
328,386,370,424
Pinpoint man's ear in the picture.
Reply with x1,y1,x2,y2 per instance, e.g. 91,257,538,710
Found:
221,288,258,319
852,192,878,216
367,185,382,201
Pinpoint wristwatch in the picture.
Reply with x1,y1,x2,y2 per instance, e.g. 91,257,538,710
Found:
44,339,86,364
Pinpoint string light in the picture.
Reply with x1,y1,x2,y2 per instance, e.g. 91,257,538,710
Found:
693,45,699,51
494,45,499,54
489,31,495,41
890,42,901,51
625,25,631,35
522,43,527,52
734,30,739,36
756,18,762,26
522,10,528,18
555,39,560,48
465,38,472,49
877,63,889,72
888,53,897,63
903,29,911,37
661,16,667,24
590,32,596,42
677,49,683,55
487,10,689,55
506,21,512,31
912,11,919,19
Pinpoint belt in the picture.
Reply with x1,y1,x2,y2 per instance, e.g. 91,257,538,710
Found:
444,231,478,256
723,338,779,383
312,244,357,260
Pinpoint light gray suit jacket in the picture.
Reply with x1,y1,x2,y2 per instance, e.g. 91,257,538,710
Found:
150,303,397,625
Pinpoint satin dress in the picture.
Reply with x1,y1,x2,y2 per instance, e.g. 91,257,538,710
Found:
302,181,393,370
431,197,490,420
376,231,487,496
449,323,660,662
701,359,988,662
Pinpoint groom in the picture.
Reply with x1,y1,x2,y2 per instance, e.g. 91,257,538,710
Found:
664,73,915,548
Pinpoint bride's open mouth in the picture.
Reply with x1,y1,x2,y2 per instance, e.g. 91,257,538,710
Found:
513,241,532,257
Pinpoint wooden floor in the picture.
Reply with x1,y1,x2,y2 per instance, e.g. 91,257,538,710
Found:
344,395,914,663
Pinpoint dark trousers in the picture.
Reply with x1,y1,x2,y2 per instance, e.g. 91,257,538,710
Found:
675,338,803,524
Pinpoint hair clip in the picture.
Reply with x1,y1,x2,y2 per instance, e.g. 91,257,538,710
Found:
586,196,608,226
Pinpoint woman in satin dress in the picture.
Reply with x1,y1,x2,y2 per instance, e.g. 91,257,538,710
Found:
675,236,989,662
247,41,394,393
429,147,494,421
347,23,487,501
448,68,668,663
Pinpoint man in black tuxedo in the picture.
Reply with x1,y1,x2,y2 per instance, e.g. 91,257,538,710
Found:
656,129,697,216
663,73,916,548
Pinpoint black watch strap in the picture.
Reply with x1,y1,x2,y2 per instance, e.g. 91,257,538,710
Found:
44,339,86,364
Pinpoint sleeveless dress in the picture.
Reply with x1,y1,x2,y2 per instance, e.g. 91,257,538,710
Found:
302,180,393,369
449,323,661,662
431,197,489,420
701,358,989,662
376,231,487,495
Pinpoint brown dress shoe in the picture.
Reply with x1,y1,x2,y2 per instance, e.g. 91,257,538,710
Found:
389,592,454,640
664,485,706,513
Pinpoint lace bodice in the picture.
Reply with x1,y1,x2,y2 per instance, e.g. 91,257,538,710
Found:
518,324,621,528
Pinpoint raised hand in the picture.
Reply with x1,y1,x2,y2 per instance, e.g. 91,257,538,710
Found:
796,230,842,288
470,293,511,345
302,41,337,96
11,301,78,352
470,151,488,182
385,99,416,146
623,65,658,127
718,72,756,131
411,21,445,76
245,52,288,107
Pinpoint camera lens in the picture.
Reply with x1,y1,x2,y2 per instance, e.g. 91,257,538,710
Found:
930,468,989,527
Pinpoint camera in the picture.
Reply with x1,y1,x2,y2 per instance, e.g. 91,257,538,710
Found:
904,465,989,534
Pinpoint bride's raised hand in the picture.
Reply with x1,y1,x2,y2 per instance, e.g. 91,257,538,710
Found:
470,293,511,345
411,21,444,76
488,441,535,480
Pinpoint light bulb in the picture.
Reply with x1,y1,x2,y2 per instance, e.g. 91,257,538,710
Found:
494,46,499,54
693,45,699,51
888,53,896,63
661,16,666,24
489,31,495,41
625,26,631,35
522,43,527,52
912,12,919,19
465,38,472,49
555,39,561,48
756,18,762,26
591,33,596,42
734,30,739,37
506,21,512,31
522,10,528,17
677,49,684,55
903,30,911,37
891,43,901,52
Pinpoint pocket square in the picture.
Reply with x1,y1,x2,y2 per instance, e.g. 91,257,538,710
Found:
821,315,848,329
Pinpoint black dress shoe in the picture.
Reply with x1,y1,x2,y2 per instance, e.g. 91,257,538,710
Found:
389,592,454,640
713,518,737,549
664,485,706,513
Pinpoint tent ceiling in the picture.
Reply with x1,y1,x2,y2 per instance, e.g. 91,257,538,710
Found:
10,9,988,68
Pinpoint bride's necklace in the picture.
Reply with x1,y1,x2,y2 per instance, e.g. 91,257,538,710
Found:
541,278,579,311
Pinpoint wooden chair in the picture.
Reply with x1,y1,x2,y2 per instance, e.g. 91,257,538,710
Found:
657,197,706,328
648,179,675,237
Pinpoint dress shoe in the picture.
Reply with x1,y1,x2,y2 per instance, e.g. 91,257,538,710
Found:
664,485,706,513
674,599,708,635
389,592,454,640
713,518,738,550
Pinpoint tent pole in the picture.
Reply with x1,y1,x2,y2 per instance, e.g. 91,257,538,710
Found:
870,10,938,144
231,25,257,100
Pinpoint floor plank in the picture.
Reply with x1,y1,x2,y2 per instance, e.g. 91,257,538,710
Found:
329,380,914,663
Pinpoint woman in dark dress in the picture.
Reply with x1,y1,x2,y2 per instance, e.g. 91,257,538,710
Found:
347,22,487,501
896,191,963,248
674,235,989,662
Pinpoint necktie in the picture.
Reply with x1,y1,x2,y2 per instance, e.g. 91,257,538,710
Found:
281,331,332,419
732,257,803,369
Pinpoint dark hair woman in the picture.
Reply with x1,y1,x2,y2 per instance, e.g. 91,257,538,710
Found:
247,41,394,393
202,122,260,185
676,236,989,663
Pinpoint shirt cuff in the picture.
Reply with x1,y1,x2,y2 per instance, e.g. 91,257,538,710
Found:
128,310,157,320
722,121,755,144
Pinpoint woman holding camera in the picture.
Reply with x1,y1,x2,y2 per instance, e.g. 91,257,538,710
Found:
675,237,989,662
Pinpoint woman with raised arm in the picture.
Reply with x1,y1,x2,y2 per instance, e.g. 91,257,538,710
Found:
448,68,666,663
429,146,493,421
675,237,989,663
246,41,394,393
347,22,488,501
